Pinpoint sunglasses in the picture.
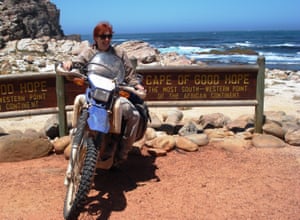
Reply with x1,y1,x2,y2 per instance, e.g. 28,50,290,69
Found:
98,34,113,40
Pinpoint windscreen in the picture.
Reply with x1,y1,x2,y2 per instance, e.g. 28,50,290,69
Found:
87,52,125,84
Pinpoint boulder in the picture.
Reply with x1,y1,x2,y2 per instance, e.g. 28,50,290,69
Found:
198,113,231,129
226,114,254,132
252,134,286,148
178,121,203,136
160,109,183,134
285,129,300,146
147,112,162,129
215,137,249,153
0,134,53,162
144,127,157,141
52,135,71,154
145,135,176,152
115,41,159,64
64,143,71,160
23,128,46,139
184,133,209,146
205,128,235,140
158,52,192,66
263,121,285,139
264,111,286,124
175,136,199,152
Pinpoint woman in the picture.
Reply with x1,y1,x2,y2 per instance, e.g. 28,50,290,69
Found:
63,21,145,163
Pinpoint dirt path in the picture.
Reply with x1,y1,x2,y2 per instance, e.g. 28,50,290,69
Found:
0,144,299,220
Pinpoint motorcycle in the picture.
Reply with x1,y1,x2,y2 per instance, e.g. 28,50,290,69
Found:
56,52,148,219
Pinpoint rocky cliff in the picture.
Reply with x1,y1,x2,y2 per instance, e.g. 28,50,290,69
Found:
0,0,64,48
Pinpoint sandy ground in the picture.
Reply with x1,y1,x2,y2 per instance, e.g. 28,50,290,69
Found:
0,145,299,220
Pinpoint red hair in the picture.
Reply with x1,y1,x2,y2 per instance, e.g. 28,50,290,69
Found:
93,21,114,38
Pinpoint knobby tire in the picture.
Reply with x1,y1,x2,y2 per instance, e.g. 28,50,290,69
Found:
63,109,99,220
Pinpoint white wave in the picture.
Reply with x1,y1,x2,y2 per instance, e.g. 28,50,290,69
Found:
189,54,258,63
158,46,300,68
234,41,254,47
269,43,300,47
222,42,300,49
267,61,300,64
260,52,300,62
158,46,216,55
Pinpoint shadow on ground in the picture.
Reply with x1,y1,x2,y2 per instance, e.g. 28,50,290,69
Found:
83,151,159,219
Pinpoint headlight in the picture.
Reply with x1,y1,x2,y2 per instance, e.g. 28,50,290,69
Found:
92,88,111,102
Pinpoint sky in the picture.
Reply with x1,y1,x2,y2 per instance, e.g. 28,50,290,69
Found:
50,0,300,35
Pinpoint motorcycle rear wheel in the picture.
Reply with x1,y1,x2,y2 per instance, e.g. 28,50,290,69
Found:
63,109,98,220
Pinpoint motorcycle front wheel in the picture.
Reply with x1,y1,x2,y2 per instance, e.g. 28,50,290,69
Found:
63,109,99,220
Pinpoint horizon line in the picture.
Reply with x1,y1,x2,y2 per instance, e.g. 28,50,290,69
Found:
67,29,300,36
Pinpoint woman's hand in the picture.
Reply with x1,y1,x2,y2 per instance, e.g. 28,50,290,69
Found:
135,84,147,99
135,84,145,91
62,60,72,70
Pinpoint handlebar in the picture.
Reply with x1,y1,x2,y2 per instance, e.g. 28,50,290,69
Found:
119,85,147,100
56,63,87,80
56,63,146,99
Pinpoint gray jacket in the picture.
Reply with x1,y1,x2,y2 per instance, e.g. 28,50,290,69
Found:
72,45,139,86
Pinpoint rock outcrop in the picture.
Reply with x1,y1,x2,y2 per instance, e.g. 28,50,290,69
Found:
0,0,64,48
0,38,195,74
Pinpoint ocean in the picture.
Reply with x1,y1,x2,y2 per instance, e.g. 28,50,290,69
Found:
82,30,300,71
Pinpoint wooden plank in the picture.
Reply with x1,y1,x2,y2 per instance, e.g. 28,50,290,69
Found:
146,100,258,107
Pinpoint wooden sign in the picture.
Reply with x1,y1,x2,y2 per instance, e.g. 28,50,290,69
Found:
138,66,258,101
0,73,85,113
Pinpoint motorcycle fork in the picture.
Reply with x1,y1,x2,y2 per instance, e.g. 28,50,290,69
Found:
64,142,82,186
64,130,98,186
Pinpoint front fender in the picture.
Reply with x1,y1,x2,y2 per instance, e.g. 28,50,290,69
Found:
87,105,110,133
